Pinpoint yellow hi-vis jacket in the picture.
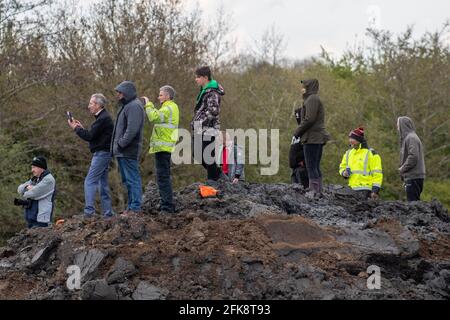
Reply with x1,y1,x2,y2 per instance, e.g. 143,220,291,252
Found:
145,100,179,154
339,145,383,191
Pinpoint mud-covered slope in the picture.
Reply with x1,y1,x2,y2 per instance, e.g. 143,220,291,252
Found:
0,182,449,300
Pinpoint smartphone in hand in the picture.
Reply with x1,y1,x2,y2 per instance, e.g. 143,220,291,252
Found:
66,111,73,122
139,97,147,105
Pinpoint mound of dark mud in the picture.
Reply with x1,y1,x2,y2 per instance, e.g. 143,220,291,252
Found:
0,182,449,300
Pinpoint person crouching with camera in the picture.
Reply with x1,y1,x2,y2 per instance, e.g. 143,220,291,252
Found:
16,156,56,229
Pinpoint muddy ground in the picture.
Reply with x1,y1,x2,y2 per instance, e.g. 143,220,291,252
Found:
0,182,449,300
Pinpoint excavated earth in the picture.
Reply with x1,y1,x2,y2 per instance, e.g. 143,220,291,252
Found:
0,182,449,300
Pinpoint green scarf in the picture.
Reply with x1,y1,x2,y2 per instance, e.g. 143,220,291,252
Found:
196,80,219,106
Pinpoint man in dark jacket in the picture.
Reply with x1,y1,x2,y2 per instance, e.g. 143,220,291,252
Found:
111,81,145,214
191,66,225,182
294,79,330,195
68,93,114,218
397,116,426,201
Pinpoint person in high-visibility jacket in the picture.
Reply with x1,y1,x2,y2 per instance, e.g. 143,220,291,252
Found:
339,127,383,200
142,85,179,213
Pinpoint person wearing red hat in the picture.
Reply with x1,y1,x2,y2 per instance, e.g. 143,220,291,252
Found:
339,127,383,200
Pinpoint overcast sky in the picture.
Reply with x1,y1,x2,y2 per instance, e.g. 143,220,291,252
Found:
81,0,450,60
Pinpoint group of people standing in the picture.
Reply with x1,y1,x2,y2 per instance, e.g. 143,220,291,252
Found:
67,66,232,219
289,79,426,202
16,66,426,229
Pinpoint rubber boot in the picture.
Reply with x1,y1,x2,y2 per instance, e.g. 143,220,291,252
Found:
306,178,320,199
318,177,323,193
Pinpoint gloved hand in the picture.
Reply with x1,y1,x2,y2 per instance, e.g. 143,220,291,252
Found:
342,168,351,178
371,186,380,200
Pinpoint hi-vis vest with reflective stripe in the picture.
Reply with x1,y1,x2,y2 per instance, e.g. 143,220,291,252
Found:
339,146,383,191
145,100,179,154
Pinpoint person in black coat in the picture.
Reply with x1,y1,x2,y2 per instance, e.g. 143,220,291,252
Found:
68,93,115,218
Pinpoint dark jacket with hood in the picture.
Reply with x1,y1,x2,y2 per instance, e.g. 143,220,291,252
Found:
111,81,145,159
191,80,225,135
294,79,330,144
398,116,426,181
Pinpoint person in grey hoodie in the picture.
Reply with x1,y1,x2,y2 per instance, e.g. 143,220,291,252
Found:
397,116,426,201
112,81,145,214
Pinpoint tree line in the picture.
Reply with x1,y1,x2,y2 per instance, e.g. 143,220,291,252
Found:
0,0,449,242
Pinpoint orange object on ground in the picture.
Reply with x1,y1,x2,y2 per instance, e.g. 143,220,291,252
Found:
55,219,65,226
199,185,219,198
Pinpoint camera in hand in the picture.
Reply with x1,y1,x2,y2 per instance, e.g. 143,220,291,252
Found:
14,198,32,209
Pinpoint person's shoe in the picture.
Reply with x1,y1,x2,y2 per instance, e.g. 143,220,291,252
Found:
218,171,230,182
119,210,133,218
160,210,175,215
83,213,95,220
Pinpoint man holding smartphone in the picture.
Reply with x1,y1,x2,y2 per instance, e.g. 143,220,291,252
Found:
68,93,115,218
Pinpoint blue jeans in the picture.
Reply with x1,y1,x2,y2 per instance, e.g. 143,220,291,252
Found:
84,151,113,217
155,152,175,213
303,144,324,180
117,157,142,212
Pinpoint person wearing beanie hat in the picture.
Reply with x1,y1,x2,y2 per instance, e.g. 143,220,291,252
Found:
339,127,383,200
17,156,56,228
349,127,365,143
31,156,47,170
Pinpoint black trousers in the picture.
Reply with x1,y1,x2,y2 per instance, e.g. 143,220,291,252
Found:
291,167,309,189
303,144,324,180
405,179,424,202
193,133,222,181
155,152,175,212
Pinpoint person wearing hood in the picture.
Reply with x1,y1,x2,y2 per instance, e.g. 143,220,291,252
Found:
339,127,383,200
191,66,226,182
294,79,330,195
397,117,426,201
111,81,145,215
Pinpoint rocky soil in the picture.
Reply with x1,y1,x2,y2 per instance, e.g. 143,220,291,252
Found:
0,182,449,300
